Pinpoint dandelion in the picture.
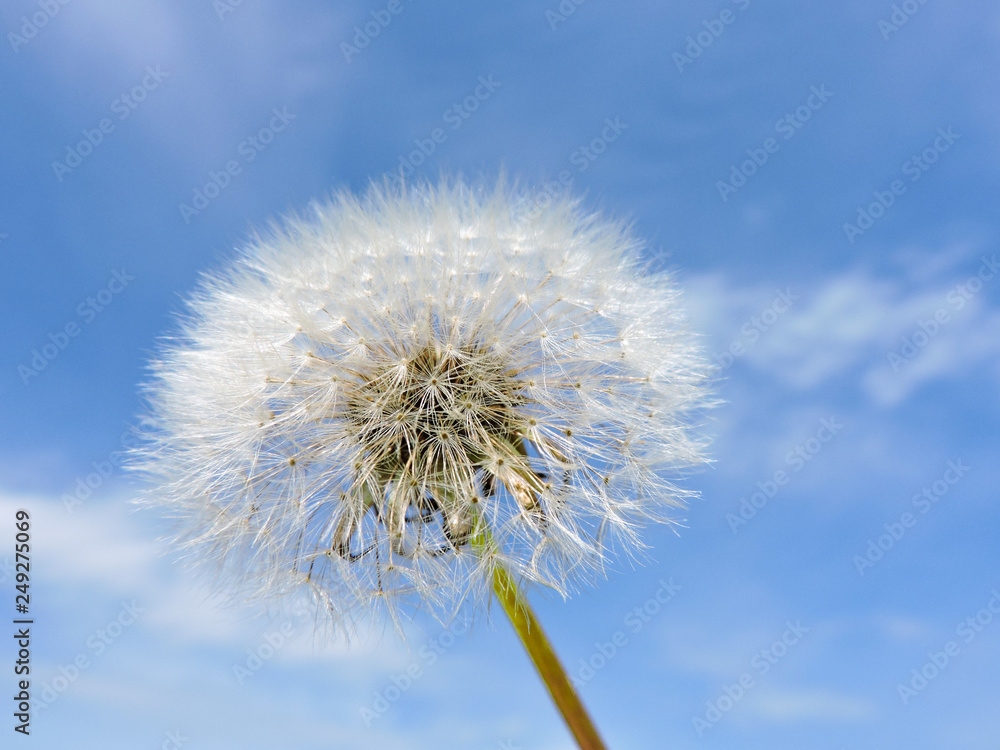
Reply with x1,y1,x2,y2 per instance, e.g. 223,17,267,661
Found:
133,178,712,749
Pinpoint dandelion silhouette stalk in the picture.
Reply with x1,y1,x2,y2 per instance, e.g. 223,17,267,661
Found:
476,528,608,750
133,178,712,749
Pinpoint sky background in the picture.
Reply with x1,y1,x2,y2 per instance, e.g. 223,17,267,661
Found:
1,1,999,748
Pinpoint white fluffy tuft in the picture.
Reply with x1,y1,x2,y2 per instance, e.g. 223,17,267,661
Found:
132,178,714,632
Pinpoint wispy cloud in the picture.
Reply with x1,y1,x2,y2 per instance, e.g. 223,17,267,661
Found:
747,688,876,722
685,250,1000,406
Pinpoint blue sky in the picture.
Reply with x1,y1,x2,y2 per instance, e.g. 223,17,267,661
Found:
1,1,999,748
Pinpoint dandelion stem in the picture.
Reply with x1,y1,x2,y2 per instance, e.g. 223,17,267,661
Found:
476,532,609,749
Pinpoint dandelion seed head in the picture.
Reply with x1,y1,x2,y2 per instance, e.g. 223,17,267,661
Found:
133,178,714,631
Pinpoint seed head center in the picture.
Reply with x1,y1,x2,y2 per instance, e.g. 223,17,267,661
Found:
348,344,526,484
337,343,549,559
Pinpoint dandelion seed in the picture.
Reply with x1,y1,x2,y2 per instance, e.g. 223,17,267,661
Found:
132,178,712,634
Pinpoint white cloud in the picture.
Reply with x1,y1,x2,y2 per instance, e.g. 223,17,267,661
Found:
7,1,352,170
0,491,402,661
0,492,159,593
683,250,1000,406
746,688,876,722
1,488,518,747
874,614,933,642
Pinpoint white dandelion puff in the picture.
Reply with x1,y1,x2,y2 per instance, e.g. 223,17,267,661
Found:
132,178,713,631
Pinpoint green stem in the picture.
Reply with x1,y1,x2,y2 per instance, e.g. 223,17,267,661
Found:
474,532,608,749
